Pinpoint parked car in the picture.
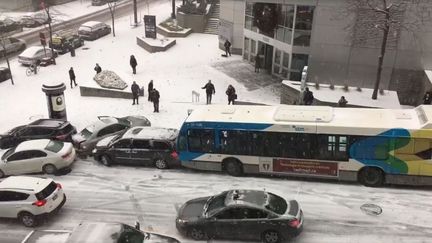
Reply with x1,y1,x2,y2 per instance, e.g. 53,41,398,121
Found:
91,0,118,6
0,118,77,149
18,46,57,66
0,67,11,83
176,189,304,242
49,29,84,54
20,12,49,28
0,17,23,34
0,176,66,227
0,37,26,57
78,21,111,41
21,221,180,243
72,116,151,156
93,126,179,169
0,139,76,177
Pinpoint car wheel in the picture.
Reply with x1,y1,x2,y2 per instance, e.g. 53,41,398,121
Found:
225,159,243,177
0,169,5,178
100,155,111,166
189,228,206,240
262,230,281,243
154,158,168,169
359,167,384,187
43,164,58,174
19,212,37,227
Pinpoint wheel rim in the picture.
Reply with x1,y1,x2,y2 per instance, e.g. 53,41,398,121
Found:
44,164,56,174
155,159,167,169
22,214,34,227
264,231,279,243
101,156,109,166
226,161,240,175
191,228,204,240
364,169,380,185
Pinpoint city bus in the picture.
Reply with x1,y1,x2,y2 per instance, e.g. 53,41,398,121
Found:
176,105,432,187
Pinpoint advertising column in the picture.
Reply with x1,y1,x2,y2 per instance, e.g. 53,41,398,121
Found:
41,83,67,120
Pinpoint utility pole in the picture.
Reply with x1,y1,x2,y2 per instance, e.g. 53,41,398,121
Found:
40,0,56,65
133,0,137,25
171,0,176,19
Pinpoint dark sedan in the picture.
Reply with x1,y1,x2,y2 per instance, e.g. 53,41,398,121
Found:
176,189,303,243
0,67,11,83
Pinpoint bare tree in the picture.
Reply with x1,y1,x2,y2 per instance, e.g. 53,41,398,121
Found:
40,0,56,65
108,1,118,37
344,0,431,99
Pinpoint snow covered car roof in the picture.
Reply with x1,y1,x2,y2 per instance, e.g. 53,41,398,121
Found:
15,139,52,152
0,176,52,192
19,46,45,57
122,126,178,140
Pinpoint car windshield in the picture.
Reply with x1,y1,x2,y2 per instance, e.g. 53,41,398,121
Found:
45,140,64,153
80,127,94,139
205,191,228,215
1,147,15,160
265,192,288,215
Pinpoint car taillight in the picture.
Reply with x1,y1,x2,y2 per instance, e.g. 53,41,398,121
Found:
56,183,62,189
32,199,47,207
288,218,300,228
55,134,67,140
170,151,178,159
62,151,71,159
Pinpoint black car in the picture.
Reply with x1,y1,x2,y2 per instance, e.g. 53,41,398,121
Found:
0,67,11,83
176,189,304,243
0,119,77,149
93,126,180,169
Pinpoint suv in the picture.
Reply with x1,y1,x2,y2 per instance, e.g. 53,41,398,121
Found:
0,119,77,149
20,12,49,28
93,126,180,169
78,21,111,41
0,176,66,227
50,29,84,54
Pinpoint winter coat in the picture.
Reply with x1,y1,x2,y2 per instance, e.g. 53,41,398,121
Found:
303,90,314,105
94,65,102,74
224,40,231,49
150,89,160,102
148,81,153,92
130,56,137,68
69,69,75,79
226,86,236,100
255,55,261,68
202,83,215,95
131,83,140,96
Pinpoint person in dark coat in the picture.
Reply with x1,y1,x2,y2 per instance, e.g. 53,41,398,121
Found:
94,63,102,74
254,55,261,73
131,81,140,105
69,41,75,57
423,91,432,104
338,96,348,107
130,55,137,74
303,87,314,105
148,80,154,101
226,84,236,105
202,80,215,105
69,67,77,88
224,40,231,57
150,88,160,112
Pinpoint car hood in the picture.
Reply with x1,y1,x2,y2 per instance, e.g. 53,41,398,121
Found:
95,135,116,148
177,196,210,220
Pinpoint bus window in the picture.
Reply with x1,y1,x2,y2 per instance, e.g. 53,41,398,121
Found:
220,130,250,155
187,129,215,153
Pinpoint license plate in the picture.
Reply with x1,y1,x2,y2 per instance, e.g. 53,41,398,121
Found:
52,194,58,201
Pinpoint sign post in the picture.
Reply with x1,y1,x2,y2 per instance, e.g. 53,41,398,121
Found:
144,15,156,39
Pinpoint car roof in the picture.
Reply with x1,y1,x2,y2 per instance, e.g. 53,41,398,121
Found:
0,176,52,192
81,21,104,27
122,126,178,140
19,46,44,56
224,190,271,208
15,139,50,152
65,221,123,243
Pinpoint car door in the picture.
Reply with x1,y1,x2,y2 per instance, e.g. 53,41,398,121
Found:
110,139,132,164
0,191,29,218
234,207,270,240
4,151,36,174
130,139,152,166
210,207,245,239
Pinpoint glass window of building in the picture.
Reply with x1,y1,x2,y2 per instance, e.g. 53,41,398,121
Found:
290,54,309,81
276,5,294,44
293,5,315,46
244,2,257,32
243,37,249,60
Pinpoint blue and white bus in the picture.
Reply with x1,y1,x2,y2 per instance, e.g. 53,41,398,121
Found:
177,105,432,187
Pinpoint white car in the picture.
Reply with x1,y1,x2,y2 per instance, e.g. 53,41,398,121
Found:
0,139,76,178
0,176,66,227
0,37,26,56
18,46,56,66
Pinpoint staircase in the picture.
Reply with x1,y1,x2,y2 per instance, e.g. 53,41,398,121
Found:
204,0,220,35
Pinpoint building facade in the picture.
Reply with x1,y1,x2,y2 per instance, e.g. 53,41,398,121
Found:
219,0,432,105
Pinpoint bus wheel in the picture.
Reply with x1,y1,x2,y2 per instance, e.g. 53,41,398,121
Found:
359,167,384,187
224,159,243,177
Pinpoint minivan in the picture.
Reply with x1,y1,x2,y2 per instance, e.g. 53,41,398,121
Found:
78,21,111,41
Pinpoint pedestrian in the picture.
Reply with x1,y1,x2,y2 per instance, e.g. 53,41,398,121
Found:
202,80,215,105
131,81,140,105
148,80,153,101
254,55,261,73
338,96,348,107
130,55,137,74
69,41,75,57
150,88,160,112
226,84,237,105
94,63,102,74
224,40,231,57
423,91,432,104
303,87,314,105
69,67,77,89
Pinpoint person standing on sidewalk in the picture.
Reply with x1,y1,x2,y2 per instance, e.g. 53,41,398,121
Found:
226,84,236,105
224,40,231,57
131,81,140,105
69,67,77,89
202,80,215,105
150,88,160,112
94,63,102,74
130,55,137,74
254,55,261,73
148,80,154,101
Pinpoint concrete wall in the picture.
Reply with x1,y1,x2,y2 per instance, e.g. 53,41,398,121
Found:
219,0,245,55
177,12,207,33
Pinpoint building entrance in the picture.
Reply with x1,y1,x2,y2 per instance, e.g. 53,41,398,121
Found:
258,41,273,74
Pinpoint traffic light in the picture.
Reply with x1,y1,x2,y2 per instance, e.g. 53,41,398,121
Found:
39,32,46,46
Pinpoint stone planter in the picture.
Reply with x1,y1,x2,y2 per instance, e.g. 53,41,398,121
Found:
156,25,192,38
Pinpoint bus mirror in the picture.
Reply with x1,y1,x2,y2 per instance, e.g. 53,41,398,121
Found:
187,109,193,116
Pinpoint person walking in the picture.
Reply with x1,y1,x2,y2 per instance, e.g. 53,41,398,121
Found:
202,80,215,105
224,40,231,57
150,88,160,112
303,87,314,105
130,55,137,74
131,81,140,105
423,91,432,104
226,84,236,105
148,80,154,101
338,96,348,107
254,55,261,73
69,67,77,89
94,63,102,74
